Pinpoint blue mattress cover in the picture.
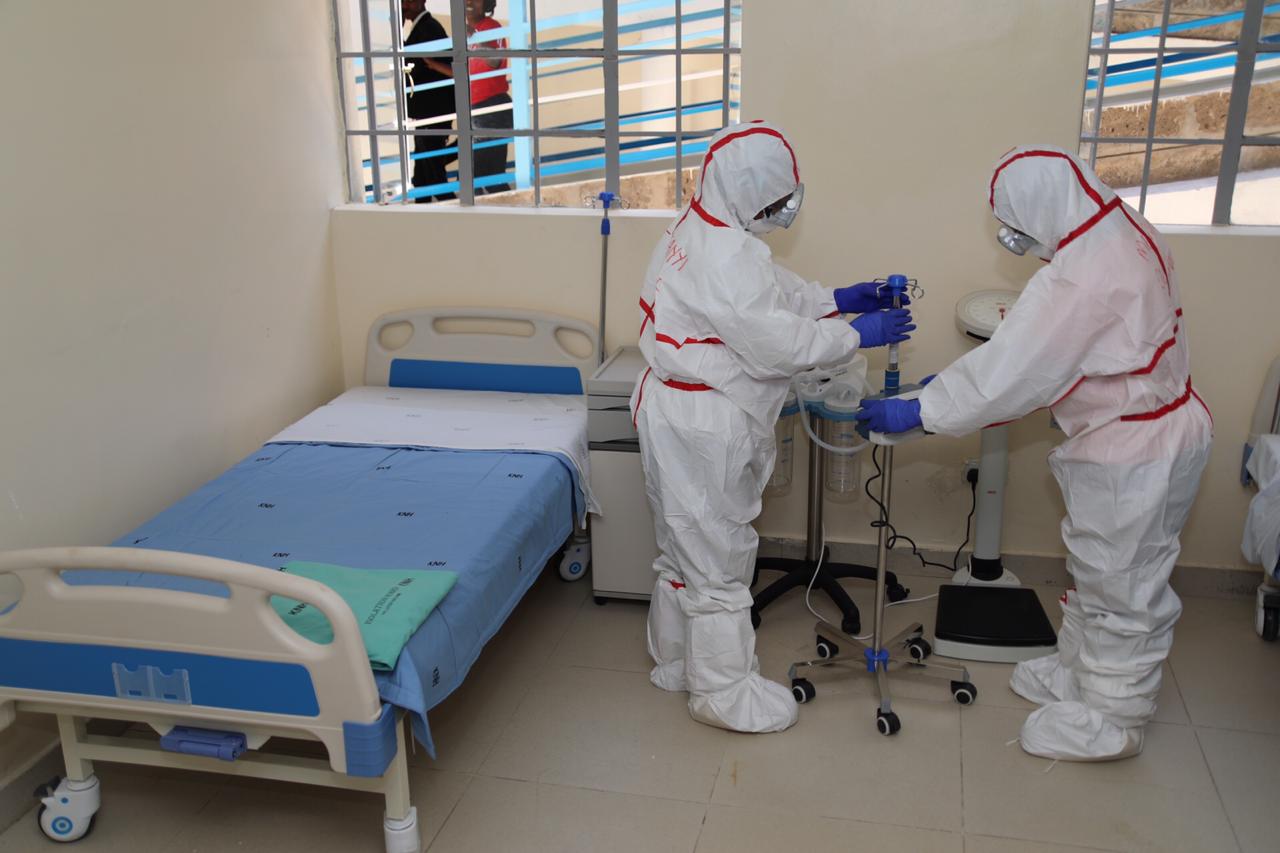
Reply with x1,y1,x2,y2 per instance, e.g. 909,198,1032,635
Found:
67,442,578,757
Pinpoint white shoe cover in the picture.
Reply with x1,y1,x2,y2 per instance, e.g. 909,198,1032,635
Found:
1019,701,1144,762
647,577,688,692
684,609,798,733
689,672,798,733
1009,653,1080,706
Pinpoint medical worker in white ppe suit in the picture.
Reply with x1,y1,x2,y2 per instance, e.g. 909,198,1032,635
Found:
856,145,1212,761
629,121,914,733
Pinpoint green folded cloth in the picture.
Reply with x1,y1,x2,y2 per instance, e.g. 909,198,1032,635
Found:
271,562,458,671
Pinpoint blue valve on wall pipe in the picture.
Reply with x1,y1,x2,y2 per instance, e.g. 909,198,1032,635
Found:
597,192,616,364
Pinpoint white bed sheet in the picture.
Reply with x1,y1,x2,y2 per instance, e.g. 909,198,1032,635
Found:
269,386,599,515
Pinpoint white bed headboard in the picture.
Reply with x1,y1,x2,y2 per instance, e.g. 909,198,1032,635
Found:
364,307,599,393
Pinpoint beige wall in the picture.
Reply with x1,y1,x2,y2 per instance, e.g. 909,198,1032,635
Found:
0,0,347,552
1160,228,1280,569
331,0,1280,572
331,205,670,386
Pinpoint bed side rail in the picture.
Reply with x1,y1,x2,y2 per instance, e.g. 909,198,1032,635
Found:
0,547,390,775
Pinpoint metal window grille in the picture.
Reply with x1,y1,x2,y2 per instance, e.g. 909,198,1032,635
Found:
332,1,742,207
1081,0,1280,225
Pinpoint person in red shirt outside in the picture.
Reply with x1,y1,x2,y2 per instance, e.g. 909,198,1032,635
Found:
466,0,512,193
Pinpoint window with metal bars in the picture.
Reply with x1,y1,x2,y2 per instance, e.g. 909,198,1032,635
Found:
333,1,741,209
1081,0,1280,225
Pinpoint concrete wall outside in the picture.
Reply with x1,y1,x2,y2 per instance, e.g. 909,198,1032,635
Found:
1111,0,1280,39
1092,81,1280,187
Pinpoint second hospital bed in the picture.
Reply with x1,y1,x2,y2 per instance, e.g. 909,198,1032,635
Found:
0,308,600,853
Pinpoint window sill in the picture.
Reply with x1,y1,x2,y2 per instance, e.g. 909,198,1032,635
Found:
333,203,676,220
1156,223,1280,237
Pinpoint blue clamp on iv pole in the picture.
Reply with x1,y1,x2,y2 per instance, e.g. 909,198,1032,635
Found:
596,192,616,365
883,274,909,396
864,647,890,674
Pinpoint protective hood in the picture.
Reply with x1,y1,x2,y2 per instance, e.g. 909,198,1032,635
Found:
989,145,1118,254
689,121,801,230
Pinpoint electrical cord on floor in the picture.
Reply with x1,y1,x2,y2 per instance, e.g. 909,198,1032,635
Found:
802,446,980,642
803,524,877,641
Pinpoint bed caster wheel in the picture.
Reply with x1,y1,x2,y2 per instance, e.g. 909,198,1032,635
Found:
905,637,931,663
1263,608,1279,642
791,678,816,704
951,681,978,705
593,596,607,606
750,609,761,630
840,615,861,637
876,710,901,736
1257,586,1280,641
558,542,590,582
815,636,839,660
887,583,910,603
36,776,100,843
383,806,420,853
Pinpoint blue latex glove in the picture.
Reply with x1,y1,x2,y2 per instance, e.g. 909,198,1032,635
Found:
920,374,936,386
850,308,915,348
833,281,910,314
855,398,923,434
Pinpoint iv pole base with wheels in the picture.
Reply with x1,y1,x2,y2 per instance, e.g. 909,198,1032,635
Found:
786,275,976,736
751,410,909,636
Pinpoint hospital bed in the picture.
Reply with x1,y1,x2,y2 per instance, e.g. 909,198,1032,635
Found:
0,308,598,853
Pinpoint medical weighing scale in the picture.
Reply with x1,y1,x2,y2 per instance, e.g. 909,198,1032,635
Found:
931,290,1057,663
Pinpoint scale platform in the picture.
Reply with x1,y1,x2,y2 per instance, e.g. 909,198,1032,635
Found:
933,584,1058,663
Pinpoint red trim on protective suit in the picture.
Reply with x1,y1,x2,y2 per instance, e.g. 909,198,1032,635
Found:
661,377,713,391
1191,386,1213,427
1051,376,1087,408
1119,204,1171,290
989,150,1106,210
822,310,841,319
690,197,728,228
700,127,799,186
669,580,686,589
655,333,724,348
640,297,724,349
1127,310,1183,375
1131,326,1178,376
685,127,801,231
1120,378,1194,422
977,374,1084,430
1057,197,1121,251
633,367,652,428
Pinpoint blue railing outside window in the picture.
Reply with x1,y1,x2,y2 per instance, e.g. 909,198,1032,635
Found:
333,0,742,208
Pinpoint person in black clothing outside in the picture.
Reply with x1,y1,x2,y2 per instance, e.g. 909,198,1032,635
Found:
403,0,455,202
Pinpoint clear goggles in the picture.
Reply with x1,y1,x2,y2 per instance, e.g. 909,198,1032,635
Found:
755,183,804,230
996,224,1041,256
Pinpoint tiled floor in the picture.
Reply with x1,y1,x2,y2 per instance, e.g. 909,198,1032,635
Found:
3,566,1278,853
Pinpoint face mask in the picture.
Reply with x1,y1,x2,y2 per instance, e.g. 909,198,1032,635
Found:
749,183,804,234
996,224,1054,261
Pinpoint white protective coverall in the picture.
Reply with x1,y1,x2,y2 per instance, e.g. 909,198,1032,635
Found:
629,122,862,732
919,146,1213,760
